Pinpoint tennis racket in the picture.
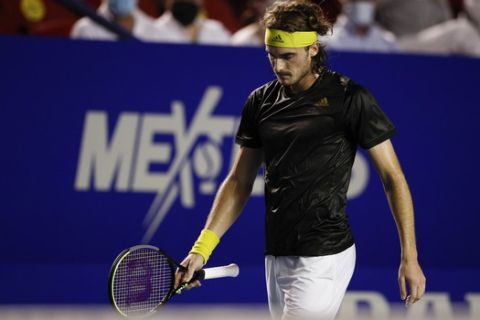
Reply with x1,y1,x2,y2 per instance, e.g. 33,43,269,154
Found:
108,244,239,318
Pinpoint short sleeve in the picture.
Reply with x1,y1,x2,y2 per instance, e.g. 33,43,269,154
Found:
235,92,263,148
343,83,396,149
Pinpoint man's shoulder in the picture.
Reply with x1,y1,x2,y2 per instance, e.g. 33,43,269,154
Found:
315,69,355,97
327,69,368,90
343,79,370,101
319,70,375,107
325,69,350,84
250,79,280,100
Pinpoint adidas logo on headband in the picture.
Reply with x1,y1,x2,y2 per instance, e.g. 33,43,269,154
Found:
271,34,284,43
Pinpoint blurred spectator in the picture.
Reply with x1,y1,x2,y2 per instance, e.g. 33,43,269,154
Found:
71,0,157,40
148,0,230,44
375,0,452,38
399,0,480,57
323,0,398,52
231,0,272,46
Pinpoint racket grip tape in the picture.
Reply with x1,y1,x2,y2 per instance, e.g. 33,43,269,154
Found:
176,265,205,283
191,269,206,282
176,264,238,294
174,268,205,294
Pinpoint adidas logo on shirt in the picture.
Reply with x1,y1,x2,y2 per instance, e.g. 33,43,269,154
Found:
316,97,329,107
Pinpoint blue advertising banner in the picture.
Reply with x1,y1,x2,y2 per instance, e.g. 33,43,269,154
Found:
0,36,479,312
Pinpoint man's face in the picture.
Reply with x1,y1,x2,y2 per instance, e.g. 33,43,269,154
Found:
266,45,316,87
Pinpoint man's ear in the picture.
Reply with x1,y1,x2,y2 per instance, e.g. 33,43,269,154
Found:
309,42,320,57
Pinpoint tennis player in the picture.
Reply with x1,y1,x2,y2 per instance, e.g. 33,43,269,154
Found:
176,1,426,319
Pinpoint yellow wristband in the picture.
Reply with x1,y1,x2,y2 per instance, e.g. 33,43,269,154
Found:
190,229,220,264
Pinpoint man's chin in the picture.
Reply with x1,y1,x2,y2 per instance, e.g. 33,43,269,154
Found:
277,77,293,86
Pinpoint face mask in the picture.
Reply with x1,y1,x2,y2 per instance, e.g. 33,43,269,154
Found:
344,1,375,26
108,0,137,17
171,1,200,26
465,0,480,28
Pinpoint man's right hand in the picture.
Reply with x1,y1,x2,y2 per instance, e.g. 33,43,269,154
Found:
174,253,205,291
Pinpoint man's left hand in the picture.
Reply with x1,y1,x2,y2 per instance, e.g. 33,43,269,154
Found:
398,259,426,305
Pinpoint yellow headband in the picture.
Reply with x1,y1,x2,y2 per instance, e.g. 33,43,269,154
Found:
265,28,317,48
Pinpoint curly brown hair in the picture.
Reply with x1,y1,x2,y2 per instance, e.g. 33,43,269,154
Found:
262,0,332,73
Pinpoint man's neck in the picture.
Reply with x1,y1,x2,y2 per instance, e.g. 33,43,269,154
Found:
289,72,319,94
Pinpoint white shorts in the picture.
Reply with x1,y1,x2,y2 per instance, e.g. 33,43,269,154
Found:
265,244,356,320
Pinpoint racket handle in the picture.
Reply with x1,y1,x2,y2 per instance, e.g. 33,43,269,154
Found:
203,263,240,280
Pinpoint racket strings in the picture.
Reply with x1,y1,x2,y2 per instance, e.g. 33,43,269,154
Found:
112,247,173,316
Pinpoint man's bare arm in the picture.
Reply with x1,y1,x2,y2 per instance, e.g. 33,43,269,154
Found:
175,146,264,287
368,139,426,305
203,146,264,237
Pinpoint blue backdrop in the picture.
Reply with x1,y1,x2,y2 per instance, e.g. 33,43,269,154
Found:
0,35,479,305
